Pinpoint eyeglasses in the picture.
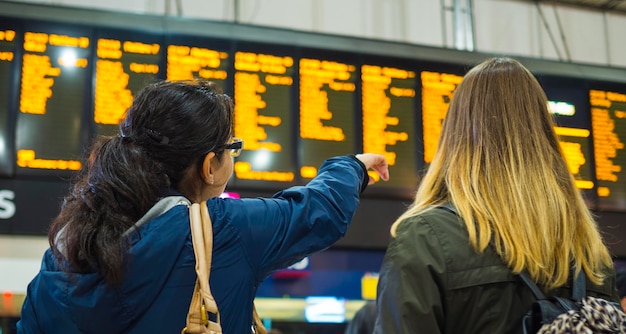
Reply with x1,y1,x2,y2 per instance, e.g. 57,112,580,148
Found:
220,138,243,157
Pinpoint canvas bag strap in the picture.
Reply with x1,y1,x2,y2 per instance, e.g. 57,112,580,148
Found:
252,303,267,334
183,201,222,334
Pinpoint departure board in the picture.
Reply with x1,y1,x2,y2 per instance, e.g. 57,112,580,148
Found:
15,22,91,175
165,35,231,94
232,43,297,188
0,20,18,176
299,50,357,180
590,83,626,211
94,29,162,137
419,63,465,164
540,76,596,207
1,13,626,212
361,57,418,196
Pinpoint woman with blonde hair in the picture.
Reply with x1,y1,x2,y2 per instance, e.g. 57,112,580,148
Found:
374,57,618,333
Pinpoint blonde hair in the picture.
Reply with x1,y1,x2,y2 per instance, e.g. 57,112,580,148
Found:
392,57,612,290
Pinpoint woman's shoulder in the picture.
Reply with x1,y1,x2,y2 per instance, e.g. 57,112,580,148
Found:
392,206,510,281
395,207,465,239
390,207,471,265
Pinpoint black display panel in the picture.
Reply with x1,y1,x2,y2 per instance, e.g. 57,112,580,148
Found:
589,82,626,211
93,28,163,137
0,11,625,226
359,55,419,198
164,34,231,94
0,19,19,177
417,61,466,166
231,42,297,190
0,178,68,234
538,76,597,208
298,49,357,181
15,21,92,176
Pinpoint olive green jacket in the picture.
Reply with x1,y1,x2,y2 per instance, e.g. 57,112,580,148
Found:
374,207,618,334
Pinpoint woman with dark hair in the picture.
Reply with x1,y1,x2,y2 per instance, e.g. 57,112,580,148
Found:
374,58,618,333
17,79,389,333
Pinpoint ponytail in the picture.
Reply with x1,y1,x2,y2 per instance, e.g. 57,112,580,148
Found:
49,135,166,286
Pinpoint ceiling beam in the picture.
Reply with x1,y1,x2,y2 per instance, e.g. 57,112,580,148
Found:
509,0,626,14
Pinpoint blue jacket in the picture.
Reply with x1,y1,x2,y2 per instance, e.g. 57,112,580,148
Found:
18,156,368,333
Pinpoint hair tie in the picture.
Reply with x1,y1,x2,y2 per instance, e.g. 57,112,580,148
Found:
119,133,131,141
144,128,170,145
119,128,133,141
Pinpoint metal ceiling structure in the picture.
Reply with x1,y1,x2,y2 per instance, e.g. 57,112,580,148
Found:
512,0,626,13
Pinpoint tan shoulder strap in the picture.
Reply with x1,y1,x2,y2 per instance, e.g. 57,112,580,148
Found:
183,201,268,334
183,201,222,334
252,304,267,334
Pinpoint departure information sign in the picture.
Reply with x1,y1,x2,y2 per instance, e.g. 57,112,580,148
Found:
15,23,91,175
0,21,17,176
2,15,626,209
165,35,230,92
232,43,296,188
541,76,596,207
552,107,595,191
361,59,418,196
298,51,357,180
590,85,626,211
94,29,162,136
420,69,464,164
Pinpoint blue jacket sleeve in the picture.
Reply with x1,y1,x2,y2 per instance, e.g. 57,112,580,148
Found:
210,155,367,280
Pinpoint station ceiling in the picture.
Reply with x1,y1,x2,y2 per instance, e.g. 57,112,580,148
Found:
512,0,626,13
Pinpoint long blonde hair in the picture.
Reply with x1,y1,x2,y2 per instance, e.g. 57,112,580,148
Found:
392,57,612,290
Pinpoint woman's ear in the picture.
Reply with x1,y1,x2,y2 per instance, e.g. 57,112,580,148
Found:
201,152,216,185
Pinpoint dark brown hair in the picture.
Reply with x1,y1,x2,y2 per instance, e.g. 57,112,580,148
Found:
48,79,233,285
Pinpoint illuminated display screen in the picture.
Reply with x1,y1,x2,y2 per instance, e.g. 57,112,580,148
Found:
94,29,162,137
299,50,357,180
165,35,230,93
1,15,626,211
540,76,596,208
232,43,297,188
590,84,626,211
419,65,464,165
0,20,18,176
15,22,91,175
361,57,418,196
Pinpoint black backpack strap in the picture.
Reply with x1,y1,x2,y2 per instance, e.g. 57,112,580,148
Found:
519,271,548,300
572,270,586,299
519,269,587,301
